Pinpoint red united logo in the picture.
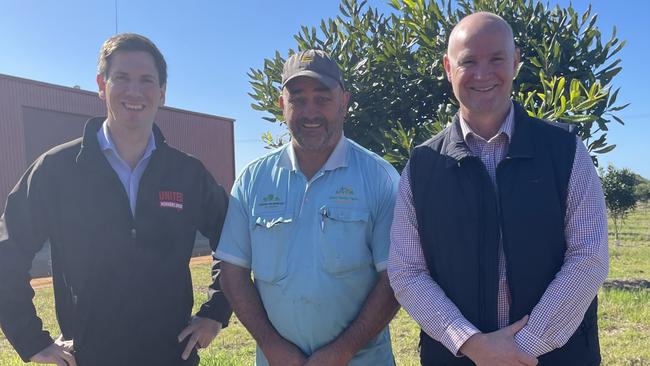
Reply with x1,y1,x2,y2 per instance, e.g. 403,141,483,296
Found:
159,191,184,211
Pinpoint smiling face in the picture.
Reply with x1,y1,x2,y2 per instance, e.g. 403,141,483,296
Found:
97,50,165,133
444,13,520,128
280,76,350,159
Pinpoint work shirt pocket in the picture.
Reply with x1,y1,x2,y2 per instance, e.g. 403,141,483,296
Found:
319,206,373,275
250,215,292,283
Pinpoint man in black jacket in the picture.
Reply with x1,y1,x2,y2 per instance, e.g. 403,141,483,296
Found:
0,33,232,366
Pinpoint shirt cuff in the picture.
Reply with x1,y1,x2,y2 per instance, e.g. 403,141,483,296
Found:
375,260,388,272
439,317,481,356
196,292,233,328
15,331,54,363
214,250,250,268
514,325,555,357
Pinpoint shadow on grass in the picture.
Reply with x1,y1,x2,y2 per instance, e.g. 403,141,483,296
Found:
603,279,650,290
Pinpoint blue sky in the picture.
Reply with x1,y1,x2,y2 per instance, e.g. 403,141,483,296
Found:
1,0,647,177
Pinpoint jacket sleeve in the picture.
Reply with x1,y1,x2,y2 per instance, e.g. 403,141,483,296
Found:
194,166,233,327
0,158,55,361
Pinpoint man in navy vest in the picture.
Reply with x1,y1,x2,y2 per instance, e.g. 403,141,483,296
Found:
388,12,608,366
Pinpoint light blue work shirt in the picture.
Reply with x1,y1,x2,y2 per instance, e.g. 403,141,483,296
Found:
97,121,156,216
216,136,399,366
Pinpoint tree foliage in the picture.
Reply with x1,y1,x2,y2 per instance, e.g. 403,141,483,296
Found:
632,173,650,203
248,0,627,171
600,164,638,243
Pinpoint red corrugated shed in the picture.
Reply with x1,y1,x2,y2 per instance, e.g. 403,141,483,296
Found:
0,73,235,212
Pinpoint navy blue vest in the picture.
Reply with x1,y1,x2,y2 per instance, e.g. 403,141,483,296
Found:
409,103,600,365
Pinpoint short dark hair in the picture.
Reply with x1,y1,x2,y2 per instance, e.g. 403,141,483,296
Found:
97,33,167,87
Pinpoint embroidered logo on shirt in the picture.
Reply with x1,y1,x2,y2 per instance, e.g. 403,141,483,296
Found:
159,191,184,211
258,194,285,209
336,187,354,195
330,186,357,202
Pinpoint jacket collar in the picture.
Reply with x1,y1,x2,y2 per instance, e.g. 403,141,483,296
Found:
443,101,534,167
505,102,535,159
444,114,474,165
76,117,167,166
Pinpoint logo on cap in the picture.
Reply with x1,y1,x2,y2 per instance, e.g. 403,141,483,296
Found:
281,49,344,90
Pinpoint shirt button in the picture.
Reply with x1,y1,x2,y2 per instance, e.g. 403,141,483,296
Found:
131,228,137,239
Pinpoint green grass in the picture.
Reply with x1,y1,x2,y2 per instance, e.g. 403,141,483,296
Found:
1,203,648,365
608,203,650,279
599,288,650,366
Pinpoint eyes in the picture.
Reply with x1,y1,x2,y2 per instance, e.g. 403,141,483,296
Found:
141,76,156,84
110,73,158,85
288,95,333,107
109,75,128,85
458,56,505,67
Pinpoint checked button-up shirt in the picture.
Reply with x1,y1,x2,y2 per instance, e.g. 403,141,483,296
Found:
388,103,609,357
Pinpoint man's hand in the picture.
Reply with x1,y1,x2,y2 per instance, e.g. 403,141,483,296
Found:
177,316,222,360
30,335,76,366
305,343,354,366
460,315,538,366
261,337,308,366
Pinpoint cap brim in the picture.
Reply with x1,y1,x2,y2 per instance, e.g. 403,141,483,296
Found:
281,70,340,90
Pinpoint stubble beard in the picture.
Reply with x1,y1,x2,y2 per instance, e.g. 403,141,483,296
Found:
290,117,335,152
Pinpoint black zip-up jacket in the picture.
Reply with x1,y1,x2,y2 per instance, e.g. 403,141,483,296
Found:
0,117,232,365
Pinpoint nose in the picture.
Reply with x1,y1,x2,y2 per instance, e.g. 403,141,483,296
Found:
124,80,145,96
473,62,492,80
302,100,321,120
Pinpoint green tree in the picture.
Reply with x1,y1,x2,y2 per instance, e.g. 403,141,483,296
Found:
601,164,638,244
249,0,627,171
633,173,650,203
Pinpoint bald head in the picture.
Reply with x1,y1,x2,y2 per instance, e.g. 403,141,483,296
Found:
448,12,515,56
443,11,520,137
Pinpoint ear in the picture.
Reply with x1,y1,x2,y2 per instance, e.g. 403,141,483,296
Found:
513,47,522,80
341,90,351,112
96,74,107,100
160,83,166,106
278,92,285,110
443,54,452,82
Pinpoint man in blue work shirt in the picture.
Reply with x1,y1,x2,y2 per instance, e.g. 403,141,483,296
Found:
217,49,400,365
